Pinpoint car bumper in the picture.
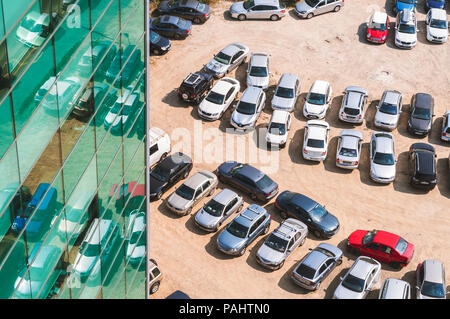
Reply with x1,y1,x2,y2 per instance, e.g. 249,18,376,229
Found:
194,219,217,232
339,114,363,124
304,111,326,120
256,256,282,270
294,9,309,18
410,179,437,190
367,36,386,44
426,34,447,43
395,39,416,49
217,242,241,255
229,10,241,19
272,105,295,112
230,120,254,131
303,152,326,162
440,134,450,142
166,203,189,216
198,109,221,121
291,275,319,290
407,125,430,136
370,171,394,184
374,121,397,131
336,161,358,169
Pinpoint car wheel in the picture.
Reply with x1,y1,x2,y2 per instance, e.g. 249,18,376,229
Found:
279,210,288,220
334,5,341,12
300,237,306,246
315,281,321,291
250,193,257,201
160,152,168,162
313,230,322,238
156,192,163,200
336,257,343,266
239,246,246,256
238,14,246,21
208,187,215,196
185,207,192,216
349,246,359,256
306,13,313,19
152,48,161,55
193,17,201,24
262,224,270,235
238,203,244,211
183,170,189,179
150,281,160,294
278,260,285,269
270,14,279,21
174,33,181,40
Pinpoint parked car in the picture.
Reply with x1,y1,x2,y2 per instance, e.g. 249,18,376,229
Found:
441,110,450,142
150,15,192,39
42,77,82,116
149,127,171,168
379,278,411,299
302,80,332,120
347,229,415,268
338,86,368,124
271,73,301,112
150,30,171,55
408,143,437,190
333,256,381,299
103,86,140,135
215,161,279,202
166,170,218,216
156,0,211,24
229,0,287,21
77,41,117,76
394,9,418,49
216,204,271,256
246,52,270,90
16,12,52,47
291,243,343,290
266,110,292,149
194,188,244,232
416,259,448,299
395,0,417,13
106,45,141,86
230,86,266,131
335,130,363,169
177,72,213,104
0,184,31,242
35,75,57,104
426,0,446,10
369,132,397,184
407,93,434,136
366,11,390,44
198,77,240,121
426,8,448,44
72,82,117,120
374,90,403,131
150,152,193,201
274,191,340,239
203,42,249,78
302,120,330,162
256,218,308,270
125,209,146,267
294,0,344,19
149,259,163,295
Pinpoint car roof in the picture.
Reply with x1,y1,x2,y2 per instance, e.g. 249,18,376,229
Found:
159,152,191,170
383,90,401,105
212,188,238,205
149,127,167,143
221,43,242,56
423,259,444,283
176,0,199,9
255,0,280,6
85,219,114,245
238,164,265,181
372,11,388,24
310,80,329,93
341,133,361,150
382,279,410,298
240,86,262,103
270,110,289,124
183,170,212,188
26,11,49,24
160,15,180,24
372,230,401,248
272,218,305,240
374,132,394,153
290,192,318,212
350,257,379,279
415,151,435,174
250,52,268,67
306,120,329,140
400,9,415,23
414,93,433,109
235,204,267,227
411,143,435,153
303,248,329,270
430,8,447,20
344,86,367,107
278,73,298,88
212,78,234,95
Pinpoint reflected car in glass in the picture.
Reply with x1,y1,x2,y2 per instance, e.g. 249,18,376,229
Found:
104,86,141,135
16,11,51,47
41,76,82,116
0,184,31,242
126,209,146,267
106,45,141,87
72,82,117,121
77,41,117,76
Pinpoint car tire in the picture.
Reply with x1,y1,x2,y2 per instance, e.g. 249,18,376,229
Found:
315,281,321,291
238,14,246,21
150,281,160,294
279,210,288,220
152,48,161,55
160,152,168,162
336,257,343,266
156,191,163,200
239,246,246,256
238,202,244,211
306,13,314,19
270,14,279,21
208,187,215,196
262,224,270,235
174,33,182,40
250,193,257,201
278,260,285,269
184,207,192,216
193,17,201,24
300,237,306,246
183,170,189,179
313,230,322,238
349,246,359,256
334,5,341,12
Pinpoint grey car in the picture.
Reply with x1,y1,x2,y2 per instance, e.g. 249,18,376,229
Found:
374,90,403,131
217,204,271,256
230,86,266,131
229,0,287,21
271,73,301,112
369,132,397,184
416,259,448,299
294,0,344,19
291,243,343,290
166,170,218,216
194,188,244,232
441,110,450,142
204,42,250,78
338,86,369,124
247,52,270,90
379,278,411,299
256,218,308,270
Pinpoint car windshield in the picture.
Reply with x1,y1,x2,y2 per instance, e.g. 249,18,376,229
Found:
236,101,256,115
203,199,224,217
307,138,324,149
255,175,274,190
226,220,248,238
175,184,195,200
307,93,325,105
310,204,327,222
421,281,445,298
379,103,398,115
430,19,447,29
412,107,431,120
21,16,44,33
369,21,387,31
276,87,294,99
395,237,408,255
268,122,286,135
373,152,395,165
214,52,231,65
315,247,335,258
305,0,320,7
249,66,268,77
265,234,288,253
342,274,365,293
243,0,255,10
362,230,377,245
150,166,170,182
205,91,225,104
150,31,161,43
399,23,415,34
339,147,357,157
296,263,316,279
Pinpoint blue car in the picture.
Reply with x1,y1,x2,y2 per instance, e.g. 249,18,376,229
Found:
150,15,192,40
395,0,417,13
426,0,446,9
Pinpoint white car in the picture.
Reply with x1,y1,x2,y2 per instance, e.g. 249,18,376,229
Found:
246,52,270,90
198,77,240,121
303,80,332,120
333,256,381,299
369,132,397,184
271,73,301,112
425,8,448,44
338,86,368,124
41,76,82,116
374,90,403,131
230,86,266,131
266,110,292,148
16,11,51,47
336,130,363,169
149,127,171,168
394,9,418,49
125,210,146,266
302,120,330,161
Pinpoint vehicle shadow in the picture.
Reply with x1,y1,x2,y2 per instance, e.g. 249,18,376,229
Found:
401,270,417,288
364,100,380,131
323,136,352,174
288,128,319,166
384,0,396,17
288,9,302,21
437,158,450,198
156,200,186,220
358,142,386,187
427,116,445,146
416,2,429,14
277,258,313,295
393,151,431,195
263,202,284,224
384,21,399,49
222,9,234,21
416,21,430,45
244,237,273,273
323,268,348,299
292,92,307,121
357,22,368,44
161,89,190,108
204,230,236,260
184,212,211,236
325,95,354,130
234,62,248,90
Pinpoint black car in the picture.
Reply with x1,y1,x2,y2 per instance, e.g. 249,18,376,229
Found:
149,152,193,201
274,191,340,239
408,143,437,190
157,0,211,24
150,15,192,40
177,72,213,104
150,30,171,55
215,161,279,202
407,93,435,136
106,45,141,87
72,82,117,120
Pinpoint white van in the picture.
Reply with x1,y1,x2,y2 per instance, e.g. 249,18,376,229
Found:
149,127,170,168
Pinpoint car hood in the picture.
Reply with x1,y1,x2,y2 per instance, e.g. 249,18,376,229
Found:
199,99,223,115
318,212,340,233
232,110,257,126
334,284,364,299
16,27,41,43
149,175,166,195
257,244,285,264
153,35,170,48
247,75,269,88
428,26,448,38
206,59,228,74
409,116,431,130
375,111,398,125
396,31,417,42
368,28,387,39
402,243,415,260
296,1,313,12
167,192,192,210
127,243,145,259
218,230,245,250
230,2,245,13
304,101,326,115
371,162,396,179
271,95,295,110
195,209,221,228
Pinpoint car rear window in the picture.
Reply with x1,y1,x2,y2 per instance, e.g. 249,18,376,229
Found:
306,139,324,149
255,175,274,190
395,238,408,255
339,147,357,157
296,263,316,279
344,107,360,116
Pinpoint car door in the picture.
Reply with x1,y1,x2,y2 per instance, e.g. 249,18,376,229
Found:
370,136,376,161
362,242,381,260
248,5,265,19
285,238,295,258
230,51,244,70
291,231,301,251
379,244,395,263
199,180,212,200
233,173,252,193
364,269,376,296
224,87,236,111
223,197,238,222
247,219,261,242
314,1,327,15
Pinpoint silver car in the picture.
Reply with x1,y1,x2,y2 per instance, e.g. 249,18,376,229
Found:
166,170,218,216
204,42,250,78
194,188,244,232
336,130,363,169
256,218,308,270
416,259,448,299
271,73,301,112
229,0,287,21
230,86,266,131
369,132,397,184
338,86,369,124
379,278,411,299
440,110,450,142
247,52,270,90
294,0,344,19
374,90,403,131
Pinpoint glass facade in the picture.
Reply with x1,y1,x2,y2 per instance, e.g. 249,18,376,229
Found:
0,0,147,299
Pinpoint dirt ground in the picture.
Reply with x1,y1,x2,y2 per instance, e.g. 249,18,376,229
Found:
149,0,450,299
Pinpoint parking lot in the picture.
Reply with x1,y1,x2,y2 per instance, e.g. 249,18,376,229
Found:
149,0,450,298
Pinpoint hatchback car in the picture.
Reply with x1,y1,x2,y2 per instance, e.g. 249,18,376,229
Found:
106,45,141,86
275,191,340,238
407,93,435,136
166,170,218,216
394,9,418,49
103,86,140,135
125,210,146,267
266,110,292,149
271,73,301,112
149,259,163,295
303,80,332,120
203,42,250,78
395,0,417,13
217,204,271,256
150,30,171,55
294,0,344,19
216,161,279,202
408,143,437,190
72,82,117,120
369,132,397,183
335,130,363,169
256,218,308,270
416,259,448,299
441,110,450,142
302,120,330,161
246,52,270,90
374,90,403,131
379,278,411,299
366,11,390,44
291,243,343,290
157,0,211,24
230,86,266,131
178,72,214,104
198,77,240,121
426,8,448,44
333,256,381,299
338,86,368,124
150,15,192,39
229,0,287,21
16,11,51,47
194,188,244,232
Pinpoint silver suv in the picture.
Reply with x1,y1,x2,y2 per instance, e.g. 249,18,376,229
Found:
294,0,344,19
229,0,287,21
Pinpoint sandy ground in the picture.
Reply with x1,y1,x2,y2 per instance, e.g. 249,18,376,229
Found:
149,0,450,299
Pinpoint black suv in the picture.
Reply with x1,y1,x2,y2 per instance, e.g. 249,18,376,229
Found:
157,0,211,24
407,93,435,136
177,72,213,104
408,143,437,190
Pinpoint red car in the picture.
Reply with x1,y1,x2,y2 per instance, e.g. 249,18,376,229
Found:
347,229,414,268
366,11,390,44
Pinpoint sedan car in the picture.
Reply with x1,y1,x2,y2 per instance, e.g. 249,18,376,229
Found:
338,86,368,124
291,243,343,290
203,42,249,78
77,41,117,76
156,0,210,24
150,15,192,39
408,143,437,190
166,170,218,216
369,132,397,184
229,0,287,21
379,278,411,299
16,11,51,47
366,11,390,44
294,0,344,19
150,30,171,55
347,229,415,269
230,86,266,131
302,80,332,120
246,52,270,90
302,120,330,162
407,93,435,136
271,73,301,112
416,259,448,299
333,256,381,299
265,110,292,148
441,110,450,142
106,45,141,86
394,9,418,49
426,8,448,44
374,90,403,131
216,161,279,202
198,77,240,121
41,76,82,117
125,209,146,267
275,191,340,239
194,188,244,232
256,218,308,270
335,130,363,169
